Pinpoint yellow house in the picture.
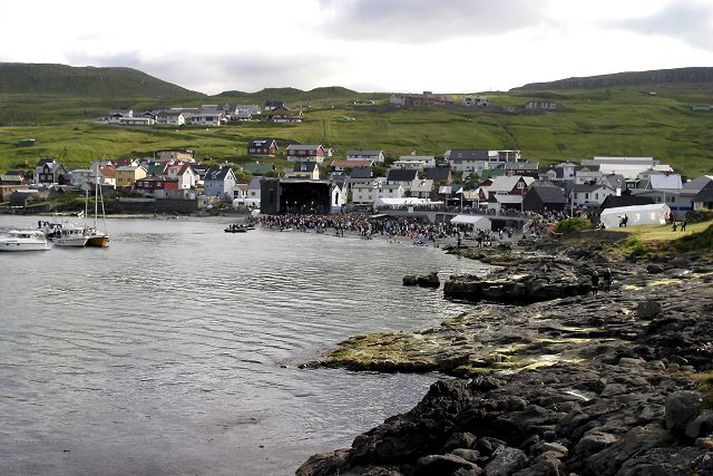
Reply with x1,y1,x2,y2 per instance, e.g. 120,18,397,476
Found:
115,165,147,189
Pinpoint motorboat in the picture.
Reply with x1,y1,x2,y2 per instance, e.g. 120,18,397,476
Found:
224,223,255,233
84,228,110,247
53,225,89,247
0,230,51,251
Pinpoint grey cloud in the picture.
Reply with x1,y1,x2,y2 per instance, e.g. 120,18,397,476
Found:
65,51,346,94
611,1,713,50
317,0,541,42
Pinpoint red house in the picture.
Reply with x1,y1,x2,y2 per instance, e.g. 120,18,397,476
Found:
135,176,179,194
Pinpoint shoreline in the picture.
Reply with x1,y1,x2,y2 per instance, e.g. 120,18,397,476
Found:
298,227,713,475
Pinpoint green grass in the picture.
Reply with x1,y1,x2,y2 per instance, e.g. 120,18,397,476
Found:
1,85,713,176
556,217,593,233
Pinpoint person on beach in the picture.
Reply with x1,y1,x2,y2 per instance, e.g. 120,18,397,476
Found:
591,269,600,295
681,218,687,231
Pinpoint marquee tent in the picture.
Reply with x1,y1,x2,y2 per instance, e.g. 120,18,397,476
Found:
599,203,671,228
450,215,492,230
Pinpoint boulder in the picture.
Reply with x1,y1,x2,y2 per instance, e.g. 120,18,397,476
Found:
415,454,480,476
646,263,665,274
402,275,418,286
485,446,528,476
296,449,351,476
665,391,703,434
417,272,440,288
637,300,662,320
585,425,670,476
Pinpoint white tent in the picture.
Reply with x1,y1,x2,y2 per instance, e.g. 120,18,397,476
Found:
600,203,671,228
375,197,443,207
450,215,492,230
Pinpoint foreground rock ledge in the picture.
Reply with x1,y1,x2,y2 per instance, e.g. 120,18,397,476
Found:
300,247,713,475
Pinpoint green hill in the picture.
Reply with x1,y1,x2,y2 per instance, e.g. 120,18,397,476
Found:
0,63,202,98
216,86,388,106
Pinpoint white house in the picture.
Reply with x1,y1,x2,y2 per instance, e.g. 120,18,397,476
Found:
346,150,385,162
350,178,387,205
164,163,197,189
203,167,236,200
570,183,617,207
119,116,155,126
446,149,521,174
191,111,226,126
104,110,133,124
393,155,436,170
231,104,261,120
157,111,185,126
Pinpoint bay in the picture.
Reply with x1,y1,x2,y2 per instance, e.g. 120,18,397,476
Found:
0,215,485,475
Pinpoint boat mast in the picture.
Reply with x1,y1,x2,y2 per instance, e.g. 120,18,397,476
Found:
94,166,99,229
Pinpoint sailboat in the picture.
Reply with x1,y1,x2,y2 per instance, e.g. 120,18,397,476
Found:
84,166,110,247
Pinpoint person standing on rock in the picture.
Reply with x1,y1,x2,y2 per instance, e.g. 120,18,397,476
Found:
591,269,600,294
602,268,612,292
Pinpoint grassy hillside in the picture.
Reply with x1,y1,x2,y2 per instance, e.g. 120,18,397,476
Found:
0,63,201,98
1,65,712,178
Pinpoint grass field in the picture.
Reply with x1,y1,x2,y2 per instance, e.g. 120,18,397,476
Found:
1,88,712,177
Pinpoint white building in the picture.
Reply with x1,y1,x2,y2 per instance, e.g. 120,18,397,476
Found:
157,111,185,126
582,157,659,180
346,150,385,162
393,155,436,170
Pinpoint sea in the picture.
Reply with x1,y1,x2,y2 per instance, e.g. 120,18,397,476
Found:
0,215,486,475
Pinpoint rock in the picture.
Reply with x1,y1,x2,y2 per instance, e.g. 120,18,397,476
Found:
450,448,481,463
296,449,351,476
585,425,670,476
646,263,665,274
574,430,618,460
668,355,688,365
417,272,440,288
513,451,568,476
665,390,703,434
637,300,662,320
485,446,528,476
402,275,418,286
415,454,479,476
442,432,478,452
618,357,646,367
685,410,713,439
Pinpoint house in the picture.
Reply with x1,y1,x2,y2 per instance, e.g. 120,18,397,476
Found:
35,158,68,185
231,104,261,120
115,165,148,189
350,177,387,205
156,110,186,126
330,159,373,174
288,162,320,180
135,176,180,196
234,183,249,201
68,169,92,189
483,175,535,209
632,188,698,219
266,106,303,123
264,100,285,111
104,109,133,124
645,174,683,191
163,163,197,189
346,150,385,162
286,144,326,163
598,174,626,193
392,155,436,170
525,101,558,110
191,164,209,185
247,139,278,156
411,179,434,198
581,157,659,180
569,183,617,207
426,167,453,185
203,167,237,200
155,149,195,162
247,176,263,204
573,165,603,184
693,181,713,211
118,116,155,126
463,97,488,107
446,149,521,174
190,110,226,126
523,183,568,212
98,165,117,188
0,174,25,186
386,168,420,191
168,107,200,120
504,161,540,178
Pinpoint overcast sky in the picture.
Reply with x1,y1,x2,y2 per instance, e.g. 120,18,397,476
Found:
1,0,711,95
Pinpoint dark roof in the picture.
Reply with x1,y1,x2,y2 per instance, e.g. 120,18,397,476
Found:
36,157,55,167
599,174,625,190
204,167,232,181
426,167,452,180
449,149,489,160
350,168,373,179
293,162,318,172
693,181,713,203
527,184,567,204
247,138,277,148
600,195,655,209
387,169,418,182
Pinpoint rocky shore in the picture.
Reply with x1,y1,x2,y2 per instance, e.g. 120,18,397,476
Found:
298,229,713,475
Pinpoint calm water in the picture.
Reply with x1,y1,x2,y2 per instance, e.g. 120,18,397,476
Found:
0,215,485,475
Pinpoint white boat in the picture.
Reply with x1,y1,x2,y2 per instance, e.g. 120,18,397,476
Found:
0,230,51,251
53,225,89,247
83,167,110,248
